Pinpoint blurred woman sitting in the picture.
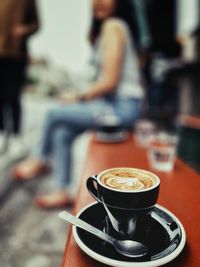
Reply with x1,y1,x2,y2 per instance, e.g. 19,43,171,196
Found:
13,0,144,209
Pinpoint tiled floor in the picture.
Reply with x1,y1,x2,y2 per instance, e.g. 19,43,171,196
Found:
0,95,90,267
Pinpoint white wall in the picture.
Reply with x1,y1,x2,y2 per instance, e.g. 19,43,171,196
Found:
29,0,91,71
177,0,199,35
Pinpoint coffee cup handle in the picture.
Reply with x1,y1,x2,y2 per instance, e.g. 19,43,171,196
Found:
86,175,100,202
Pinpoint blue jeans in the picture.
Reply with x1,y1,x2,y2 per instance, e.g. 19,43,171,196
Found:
36,97,141,189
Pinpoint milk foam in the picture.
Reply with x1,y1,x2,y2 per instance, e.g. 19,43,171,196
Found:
101,170,155,191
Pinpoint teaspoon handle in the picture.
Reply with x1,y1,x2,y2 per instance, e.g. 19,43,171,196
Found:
59,211,114,244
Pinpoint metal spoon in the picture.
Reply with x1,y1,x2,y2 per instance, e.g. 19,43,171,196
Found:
59,211,148,258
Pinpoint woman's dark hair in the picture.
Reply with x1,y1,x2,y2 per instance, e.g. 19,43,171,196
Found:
89,0,139,47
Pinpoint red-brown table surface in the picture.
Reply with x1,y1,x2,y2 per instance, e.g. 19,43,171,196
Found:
62,136,200,267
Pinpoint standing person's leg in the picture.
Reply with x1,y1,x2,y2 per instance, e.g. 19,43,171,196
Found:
11,59,26,135
0,60,4,132
3,59,26,135
0,95,4,133
3,58,27,156
0,59,8,152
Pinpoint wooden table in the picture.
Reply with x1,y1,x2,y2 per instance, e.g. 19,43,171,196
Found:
62,136,200,267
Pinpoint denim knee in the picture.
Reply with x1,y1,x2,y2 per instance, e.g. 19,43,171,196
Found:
45,108,61,127
52,128,74,145
45,108,62,130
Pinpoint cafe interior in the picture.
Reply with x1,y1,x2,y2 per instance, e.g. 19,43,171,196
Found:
0,0,200,267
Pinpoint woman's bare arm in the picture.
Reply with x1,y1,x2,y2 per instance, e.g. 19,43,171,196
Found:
80,19,126,101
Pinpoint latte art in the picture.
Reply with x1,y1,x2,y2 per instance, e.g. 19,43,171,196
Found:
101,169,156,191
105,176,153,190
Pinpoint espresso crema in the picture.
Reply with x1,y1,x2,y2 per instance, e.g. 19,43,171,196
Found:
100,169,157,191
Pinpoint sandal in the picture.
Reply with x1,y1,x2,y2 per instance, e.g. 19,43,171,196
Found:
34,192,74,209
12,158,49,181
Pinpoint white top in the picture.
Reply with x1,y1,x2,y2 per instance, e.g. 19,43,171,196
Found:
92,19,144,99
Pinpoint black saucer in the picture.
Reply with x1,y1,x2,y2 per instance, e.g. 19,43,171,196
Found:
73,202,186,267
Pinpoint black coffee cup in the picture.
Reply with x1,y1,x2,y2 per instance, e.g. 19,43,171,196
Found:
87,168,160,239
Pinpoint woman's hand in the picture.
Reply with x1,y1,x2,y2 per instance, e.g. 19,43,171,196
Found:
59,92,79,103
13,25,29,38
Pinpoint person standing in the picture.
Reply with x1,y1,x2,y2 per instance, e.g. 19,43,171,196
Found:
142,0,182,128
0,0,39,154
